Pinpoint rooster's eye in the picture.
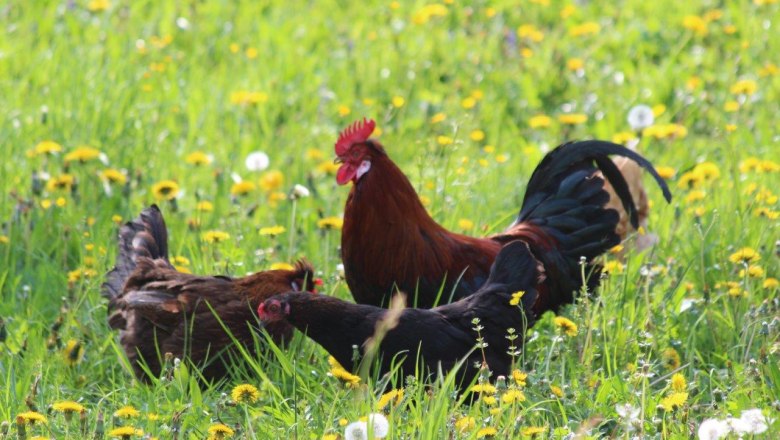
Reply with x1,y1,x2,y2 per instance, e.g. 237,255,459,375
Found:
351,149,360,159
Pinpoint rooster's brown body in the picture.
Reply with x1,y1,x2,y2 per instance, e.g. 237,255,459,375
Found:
335,119,671,312
102,206,316,381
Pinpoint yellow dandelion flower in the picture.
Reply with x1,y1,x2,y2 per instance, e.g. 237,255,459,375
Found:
611,131,636,145
151,180,180,201
269,262,295,271
259,225,286,236
100,169,127,185
557,113,588,125
46,174,75,192
337,105,351,116
185,151,213,166
470,383,497,394
763,278,779,289
437,135,454,146
528,114,552,128
202,230,230,243
259,170,284,192
430,112,447,124
17,411,47,425
63,339,85,366
114,405,140,418
723,101,740,112
196,201,214,212
455,416,476,432
730,79,758,95
411,3,448,25
682,15,708,36
328,356,361,386
338,418,349,427
477,426,498,437
501,389,526,404
729,247,760,264
522,426,547,436
517,24,544,42
231,384,260,404
509,290,525,306
738,265,764,278
146,413,159,421
377,389,404,409
458,219,474,230
670,373,687,392
470,129,485,141
481,395,497,405
512,369,528,387
685,190,706,204
87,0,111,12
660,392,688,411
662,348,681,370
0,235,8,244
693,162,720,180
461,97,477,109
566,58,584,71
321,434,338,440
34,140,63,155
64,146,102,164
317,217,344,230
108,427,143,439
569,21,600,36
230,180,256,196
656,166,675,179
553,316,578,336
550,384,564,398
317,160,340,175
53,401,85,414
230,90,268,105
391,96,405,108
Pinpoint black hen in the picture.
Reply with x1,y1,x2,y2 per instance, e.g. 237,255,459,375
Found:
259,241,540,385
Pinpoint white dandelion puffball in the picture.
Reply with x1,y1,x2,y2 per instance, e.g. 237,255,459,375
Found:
738,408,770,434
245,151,269,172
627,104,655,131
292,184,310,199
367,413,389,438
344,421,368,440
697,418,730,440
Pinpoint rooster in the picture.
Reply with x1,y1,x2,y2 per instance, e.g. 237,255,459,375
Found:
102,205,317,381
335,118,671,310
259,240,540,385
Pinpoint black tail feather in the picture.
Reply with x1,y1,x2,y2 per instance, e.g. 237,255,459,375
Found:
511,140,670,312
521,140,672,229
102,205,171,302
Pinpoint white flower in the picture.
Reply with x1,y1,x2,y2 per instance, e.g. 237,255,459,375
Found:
615,403,640,421
726,416,751,435
367,413,389,438
291,184,310,199
344,421,368,440
679,298,701,313
245,151,269,172
176,17,190,30
627,104,654,131
739,408,770,434
697,418,730,440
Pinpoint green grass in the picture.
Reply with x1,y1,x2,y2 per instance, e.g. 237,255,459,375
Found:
1,0,779,438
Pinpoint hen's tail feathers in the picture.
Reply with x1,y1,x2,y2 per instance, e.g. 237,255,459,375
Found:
512,141,671,313
102,205,172,303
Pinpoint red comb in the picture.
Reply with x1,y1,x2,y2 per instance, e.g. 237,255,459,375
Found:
335,118,376,156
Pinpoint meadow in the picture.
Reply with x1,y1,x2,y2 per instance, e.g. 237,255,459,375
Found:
1,0,779,438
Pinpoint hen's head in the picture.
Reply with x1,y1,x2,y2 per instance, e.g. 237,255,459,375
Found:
257,296,291,322
334,117,384,185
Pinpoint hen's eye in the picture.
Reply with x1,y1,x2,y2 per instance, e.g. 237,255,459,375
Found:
268,303,280,314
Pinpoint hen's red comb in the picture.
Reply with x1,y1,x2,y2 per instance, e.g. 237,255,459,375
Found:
335,118,376,156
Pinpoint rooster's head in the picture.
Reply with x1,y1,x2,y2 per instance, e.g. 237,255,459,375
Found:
334,117,384,185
